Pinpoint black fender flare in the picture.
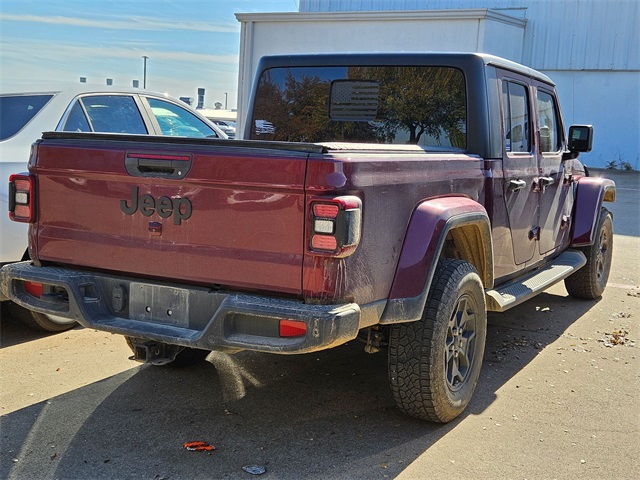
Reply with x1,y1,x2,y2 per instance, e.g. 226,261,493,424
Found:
571,177,616,247
380,197,493,324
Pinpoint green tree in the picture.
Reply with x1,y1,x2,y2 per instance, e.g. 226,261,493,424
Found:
348,66,466,146
251,65,466,147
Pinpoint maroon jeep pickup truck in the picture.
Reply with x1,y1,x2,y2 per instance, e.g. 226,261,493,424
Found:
1,53,615,422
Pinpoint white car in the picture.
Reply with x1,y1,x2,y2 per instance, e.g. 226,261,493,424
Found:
0,84,227,332
211,119,237,139
198,109,237,139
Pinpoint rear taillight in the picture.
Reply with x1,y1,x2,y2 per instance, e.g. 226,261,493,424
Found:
309,195,362,257
9,174,35,223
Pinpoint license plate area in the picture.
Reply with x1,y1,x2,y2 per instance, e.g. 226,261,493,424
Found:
129,283,189,327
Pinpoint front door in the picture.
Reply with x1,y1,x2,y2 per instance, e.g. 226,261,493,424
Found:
534,84,573,256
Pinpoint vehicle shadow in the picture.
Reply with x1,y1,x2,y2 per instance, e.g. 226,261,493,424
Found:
0,303,82,348
1,289,599,480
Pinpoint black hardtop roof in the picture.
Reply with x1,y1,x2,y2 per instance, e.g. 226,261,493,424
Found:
257,52,554,86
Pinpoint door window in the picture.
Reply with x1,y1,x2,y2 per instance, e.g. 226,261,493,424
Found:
537,90,560,152
62,102,91,132
502,81,530,153
80,95,148,134
146,98,219,138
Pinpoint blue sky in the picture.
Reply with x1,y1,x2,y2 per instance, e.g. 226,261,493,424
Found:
0,0,299,109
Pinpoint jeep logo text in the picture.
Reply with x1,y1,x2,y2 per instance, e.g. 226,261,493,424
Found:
120,186,192,225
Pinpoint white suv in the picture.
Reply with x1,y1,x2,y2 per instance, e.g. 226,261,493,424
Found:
1,84,227,331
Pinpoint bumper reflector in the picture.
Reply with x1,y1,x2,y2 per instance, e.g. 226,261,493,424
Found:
279,319,307,337
24,281,44,298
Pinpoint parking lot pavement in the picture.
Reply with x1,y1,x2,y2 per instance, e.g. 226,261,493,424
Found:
1,169,638,479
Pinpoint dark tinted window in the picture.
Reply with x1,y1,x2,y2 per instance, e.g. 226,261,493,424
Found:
250,66,466,149
502,81,530,153
62,102,91,132
81,95,148,134
0,94,54,140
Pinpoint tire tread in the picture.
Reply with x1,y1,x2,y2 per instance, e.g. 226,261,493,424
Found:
565,208,613,300
389,259,485,422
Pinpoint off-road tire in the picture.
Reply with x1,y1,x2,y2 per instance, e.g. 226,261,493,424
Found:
6,301,78,332
388,259,487,423
125,337,210,368
564,207,613,299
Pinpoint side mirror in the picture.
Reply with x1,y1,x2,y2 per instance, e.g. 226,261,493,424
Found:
568,125,593,153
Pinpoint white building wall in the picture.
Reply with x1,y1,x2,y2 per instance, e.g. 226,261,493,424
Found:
300,0,640,71
236,10,526,134
553,71,639,168
298,0,640,167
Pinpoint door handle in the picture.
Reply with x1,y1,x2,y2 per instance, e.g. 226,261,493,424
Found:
539,176,554,187
508,179,527,191
125,151,192,179
534,176,555,193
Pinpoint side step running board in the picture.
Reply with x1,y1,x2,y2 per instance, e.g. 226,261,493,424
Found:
485,250,587,312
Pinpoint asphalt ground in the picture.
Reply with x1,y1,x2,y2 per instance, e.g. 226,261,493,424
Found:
1,168,638,480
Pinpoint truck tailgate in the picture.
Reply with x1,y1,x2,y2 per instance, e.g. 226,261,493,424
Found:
32,134,311,295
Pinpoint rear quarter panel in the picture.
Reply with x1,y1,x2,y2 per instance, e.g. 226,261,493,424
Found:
303,150,486,305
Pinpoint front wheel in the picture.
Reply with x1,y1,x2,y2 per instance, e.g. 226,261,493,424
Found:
6,301,78,332
388,259,487,423
564,207,613,299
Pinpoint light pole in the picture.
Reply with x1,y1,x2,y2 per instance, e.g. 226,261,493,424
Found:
142,56,149,88
224,92,228,110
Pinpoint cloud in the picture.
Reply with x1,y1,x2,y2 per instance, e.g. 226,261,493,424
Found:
0,36,240,103
0,12,239,33
1,39,238,65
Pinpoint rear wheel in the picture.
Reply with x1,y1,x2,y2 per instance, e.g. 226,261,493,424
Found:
388,259,487,422
565,207,613,299
6,301,78,332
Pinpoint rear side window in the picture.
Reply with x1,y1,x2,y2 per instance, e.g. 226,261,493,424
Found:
250,65,466,149
0,94,54,140
81,95,148,134
502,81,531,153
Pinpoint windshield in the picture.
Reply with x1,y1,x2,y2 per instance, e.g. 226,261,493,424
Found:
250,65,466,149
0,94,54,140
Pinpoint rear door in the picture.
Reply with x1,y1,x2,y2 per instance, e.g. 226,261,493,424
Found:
33,135,308,295
498,71,539,265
